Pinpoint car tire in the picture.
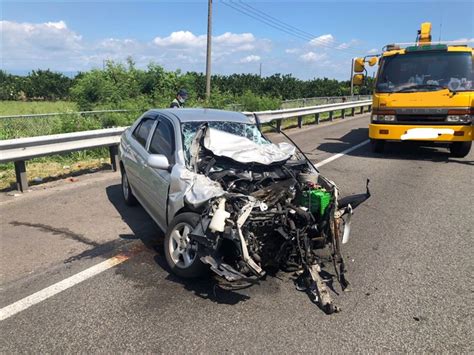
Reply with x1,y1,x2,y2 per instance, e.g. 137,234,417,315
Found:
371,139,385,154
164,212,207,278
122,170,137,206
449,141,471,158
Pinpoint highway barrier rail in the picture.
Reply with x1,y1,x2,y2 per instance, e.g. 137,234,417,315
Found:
0,100,372,192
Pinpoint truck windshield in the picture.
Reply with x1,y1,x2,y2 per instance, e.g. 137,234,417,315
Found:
376,51,473,93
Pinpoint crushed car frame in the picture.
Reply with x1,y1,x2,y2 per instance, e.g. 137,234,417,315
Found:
119,109,370,314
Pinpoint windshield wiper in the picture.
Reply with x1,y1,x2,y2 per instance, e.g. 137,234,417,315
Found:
394,84,451,93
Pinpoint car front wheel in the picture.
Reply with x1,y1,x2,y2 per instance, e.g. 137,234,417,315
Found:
164,212,207,278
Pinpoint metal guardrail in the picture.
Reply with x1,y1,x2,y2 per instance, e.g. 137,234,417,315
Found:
0,100,372,192
0,109,134,120
0,96,371,120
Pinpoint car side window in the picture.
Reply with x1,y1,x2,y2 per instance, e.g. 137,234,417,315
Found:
133,117,155,147
149,118,175,164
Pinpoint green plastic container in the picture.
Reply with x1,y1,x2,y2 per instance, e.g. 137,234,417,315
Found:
300,189,332,216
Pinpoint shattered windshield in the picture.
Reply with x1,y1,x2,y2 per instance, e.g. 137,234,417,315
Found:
376,51,473,93
181,121,270,165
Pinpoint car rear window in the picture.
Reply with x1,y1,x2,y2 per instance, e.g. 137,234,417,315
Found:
133,118,155,147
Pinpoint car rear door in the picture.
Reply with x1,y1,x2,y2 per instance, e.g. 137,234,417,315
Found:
141,115,176,228
126,116,156,204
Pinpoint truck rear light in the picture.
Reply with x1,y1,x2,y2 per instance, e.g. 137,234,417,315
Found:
379,129,389,134
454,131,464,136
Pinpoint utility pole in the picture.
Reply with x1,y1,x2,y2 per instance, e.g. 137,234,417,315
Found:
205,0,213,101
259,62,262,77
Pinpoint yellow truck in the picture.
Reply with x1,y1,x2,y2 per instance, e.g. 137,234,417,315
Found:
353,23,473,157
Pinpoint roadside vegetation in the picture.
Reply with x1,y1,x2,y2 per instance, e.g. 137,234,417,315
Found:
0,58,372,190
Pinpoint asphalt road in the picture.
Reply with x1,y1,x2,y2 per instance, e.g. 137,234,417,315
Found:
1,114,473,353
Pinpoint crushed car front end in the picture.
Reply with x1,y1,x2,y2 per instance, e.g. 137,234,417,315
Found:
164,112,369,313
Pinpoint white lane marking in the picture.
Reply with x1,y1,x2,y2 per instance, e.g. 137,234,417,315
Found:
0,139,371,321
315,139,370,168
0,245,143,321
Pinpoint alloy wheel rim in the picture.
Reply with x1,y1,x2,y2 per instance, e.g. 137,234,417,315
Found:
168,222,197,268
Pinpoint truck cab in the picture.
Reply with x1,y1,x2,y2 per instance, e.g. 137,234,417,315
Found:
354,23,473,157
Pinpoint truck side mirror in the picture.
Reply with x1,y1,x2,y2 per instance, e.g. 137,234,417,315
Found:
354,58,365,73
368,57,378,66
353,74,365,86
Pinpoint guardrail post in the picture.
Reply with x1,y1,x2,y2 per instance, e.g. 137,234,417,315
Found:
276,120,282,133
368,105,372,112
359,106,364,114
315,113,320,124
351,107,355,116
109,145,119,171
341,109,346,119
329,111,333,121
297,116,303,128
14,160,28,192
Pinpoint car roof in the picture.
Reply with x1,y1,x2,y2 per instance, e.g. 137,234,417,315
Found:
148,108,253,124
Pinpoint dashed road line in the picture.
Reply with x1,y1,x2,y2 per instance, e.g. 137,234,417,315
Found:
0,244,144,321
315,139,370,168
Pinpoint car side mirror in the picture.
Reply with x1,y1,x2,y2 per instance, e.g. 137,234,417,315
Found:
147,154,170,170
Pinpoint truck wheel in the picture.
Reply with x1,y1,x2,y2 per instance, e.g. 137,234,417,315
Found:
371,139,385,154
164,212,207,278
121,170,137,206
450,141,471,158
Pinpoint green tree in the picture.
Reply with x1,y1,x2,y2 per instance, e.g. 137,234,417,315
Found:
23,69,72,100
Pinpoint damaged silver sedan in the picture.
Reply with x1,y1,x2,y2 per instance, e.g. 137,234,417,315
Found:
119,109,370,313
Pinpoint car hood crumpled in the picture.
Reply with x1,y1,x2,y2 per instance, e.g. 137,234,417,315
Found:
203,127,296,165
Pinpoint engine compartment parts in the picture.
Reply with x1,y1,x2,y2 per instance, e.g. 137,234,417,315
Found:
300,188,332,216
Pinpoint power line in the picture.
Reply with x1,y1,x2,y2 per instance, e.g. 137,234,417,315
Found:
235,1,341,48
222,1,313,43
221,0,362,55
232,0,361,54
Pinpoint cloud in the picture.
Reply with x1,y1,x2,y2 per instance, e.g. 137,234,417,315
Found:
0,20,272,74
367,48,379,54
451,38,474,43
215,32,255,45
285,48,299,54
153,31,205,47
336,39,360,50
153,31,257,51
239,55,261,63
0,20,82,53
0,20,368,80
309,34,334,47
300,51,327,63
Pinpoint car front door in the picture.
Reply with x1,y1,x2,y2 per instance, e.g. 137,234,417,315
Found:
141,116,176,229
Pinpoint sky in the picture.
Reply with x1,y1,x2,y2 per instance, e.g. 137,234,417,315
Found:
1,0,473,80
